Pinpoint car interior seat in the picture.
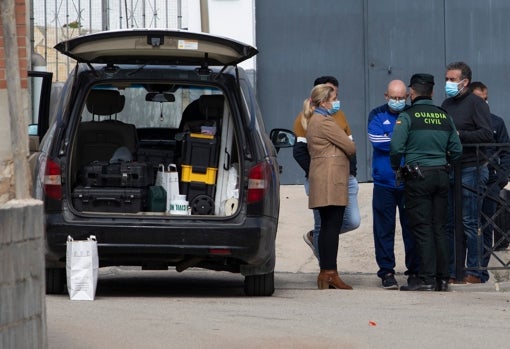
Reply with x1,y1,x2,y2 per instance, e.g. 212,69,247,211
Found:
179,94,225,134
75,89,138,172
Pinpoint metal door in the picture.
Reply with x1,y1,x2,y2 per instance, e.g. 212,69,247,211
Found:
365,0,446,179
256,0,365,184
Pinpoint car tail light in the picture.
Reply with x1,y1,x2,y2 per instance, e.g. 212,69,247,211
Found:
44,159,62,200
209,248,231,255
247,161,271,203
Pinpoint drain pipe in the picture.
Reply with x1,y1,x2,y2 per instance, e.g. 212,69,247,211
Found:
200,0,209,33
177,0,182,29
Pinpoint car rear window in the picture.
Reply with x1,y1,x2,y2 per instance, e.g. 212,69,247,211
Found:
80,83,223,130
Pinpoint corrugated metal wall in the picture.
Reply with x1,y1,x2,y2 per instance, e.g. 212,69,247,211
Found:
256,0,510,184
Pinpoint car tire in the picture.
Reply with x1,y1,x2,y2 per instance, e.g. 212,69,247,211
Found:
244,271,274,296
46,268,66,294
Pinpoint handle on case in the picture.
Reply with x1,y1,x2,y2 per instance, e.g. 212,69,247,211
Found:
93,197,122,207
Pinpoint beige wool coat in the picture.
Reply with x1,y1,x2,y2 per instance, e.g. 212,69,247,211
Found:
306,113,356,209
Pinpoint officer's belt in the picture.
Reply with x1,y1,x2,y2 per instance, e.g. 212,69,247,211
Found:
418,165,448,171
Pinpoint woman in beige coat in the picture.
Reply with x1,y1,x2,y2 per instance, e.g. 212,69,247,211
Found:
304,84,356,290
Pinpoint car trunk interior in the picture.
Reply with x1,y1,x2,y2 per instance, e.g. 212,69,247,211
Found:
68,83,241,217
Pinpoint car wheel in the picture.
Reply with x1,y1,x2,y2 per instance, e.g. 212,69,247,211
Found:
46,268,66,294
244,271,274,296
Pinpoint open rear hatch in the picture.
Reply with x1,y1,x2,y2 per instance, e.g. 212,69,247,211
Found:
54,29,258,66
56,30,258,218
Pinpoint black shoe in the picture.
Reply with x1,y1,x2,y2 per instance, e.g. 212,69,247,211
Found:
400,279,434,291
435,279,449,292
407,274,420,287
381,273,398,290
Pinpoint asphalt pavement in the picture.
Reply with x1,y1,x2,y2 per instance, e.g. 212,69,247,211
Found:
46,183,510,349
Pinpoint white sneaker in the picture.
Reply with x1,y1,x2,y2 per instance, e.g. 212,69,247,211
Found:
303,230,318,258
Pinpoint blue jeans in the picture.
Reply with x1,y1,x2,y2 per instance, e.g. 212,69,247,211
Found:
372,184,420,278
448,165,489,280
305,176,361,251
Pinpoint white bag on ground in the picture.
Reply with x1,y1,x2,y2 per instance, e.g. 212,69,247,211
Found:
155,164,180,212
66,235,99,300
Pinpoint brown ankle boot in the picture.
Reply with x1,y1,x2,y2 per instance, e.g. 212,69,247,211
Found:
317,270,353,290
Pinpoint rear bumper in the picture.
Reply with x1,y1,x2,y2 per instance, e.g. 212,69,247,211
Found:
44,213,277,273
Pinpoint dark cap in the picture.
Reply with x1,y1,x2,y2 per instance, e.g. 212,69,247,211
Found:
408,73,435,87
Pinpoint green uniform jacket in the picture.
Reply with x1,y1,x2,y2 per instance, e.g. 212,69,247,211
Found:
389,98,462,169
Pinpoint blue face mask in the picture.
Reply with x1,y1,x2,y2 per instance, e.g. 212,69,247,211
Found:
328,100,341,114
387,98,406,112
445,80,463,97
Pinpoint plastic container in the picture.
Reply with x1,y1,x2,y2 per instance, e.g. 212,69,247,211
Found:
169,194,189,215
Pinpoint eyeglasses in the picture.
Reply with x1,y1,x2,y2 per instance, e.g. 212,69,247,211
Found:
387,96,406,101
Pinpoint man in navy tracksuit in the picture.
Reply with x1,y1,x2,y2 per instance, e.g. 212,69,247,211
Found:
367,79,420,289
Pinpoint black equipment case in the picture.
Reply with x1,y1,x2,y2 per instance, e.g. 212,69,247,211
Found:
72,186,147,213
179,133,219,214
80,161,154,187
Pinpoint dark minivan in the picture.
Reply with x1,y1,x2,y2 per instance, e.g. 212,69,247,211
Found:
32,29,294,296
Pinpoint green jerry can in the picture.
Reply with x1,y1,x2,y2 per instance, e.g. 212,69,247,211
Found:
147,185,167,212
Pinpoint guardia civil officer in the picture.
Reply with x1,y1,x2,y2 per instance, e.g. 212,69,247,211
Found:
390,74,462,291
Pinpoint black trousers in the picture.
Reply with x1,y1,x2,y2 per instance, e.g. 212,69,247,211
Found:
404,169,450,285
493,188,510,249
317,205,346,270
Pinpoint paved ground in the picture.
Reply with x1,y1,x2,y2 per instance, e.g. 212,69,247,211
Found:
276,183,510,292
46,183,510,349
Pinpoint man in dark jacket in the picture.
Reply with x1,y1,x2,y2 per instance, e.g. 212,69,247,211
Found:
470,81,510,280
441,62,493,284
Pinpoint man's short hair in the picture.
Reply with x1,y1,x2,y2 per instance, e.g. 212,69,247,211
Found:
412,83,434,96
408,73,434,96
446,61,472,82
469,81,487,92
314,76,339,87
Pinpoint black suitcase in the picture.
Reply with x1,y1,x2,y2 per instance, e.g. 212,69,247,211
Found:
80,161,154,187
72,186,147,213
137,147,177,177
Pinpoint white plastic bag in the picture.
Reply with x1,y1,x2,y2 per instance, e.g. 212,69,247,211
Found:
155,164,180,212
220,165,239,216
66,235,99,301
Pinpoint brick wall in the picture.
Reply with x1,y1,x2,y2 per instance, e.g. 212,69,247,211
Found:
1,0,30,202
0,0,28,89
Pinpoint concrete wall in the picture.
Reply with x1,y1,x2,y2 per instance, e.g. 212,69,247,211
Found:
0,200,46,348
0,0,47,348
0,90,13,162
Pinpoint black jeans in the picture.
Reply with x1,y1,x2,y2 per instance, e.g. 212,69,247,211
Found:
317,205,346,270
404,169,450,285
